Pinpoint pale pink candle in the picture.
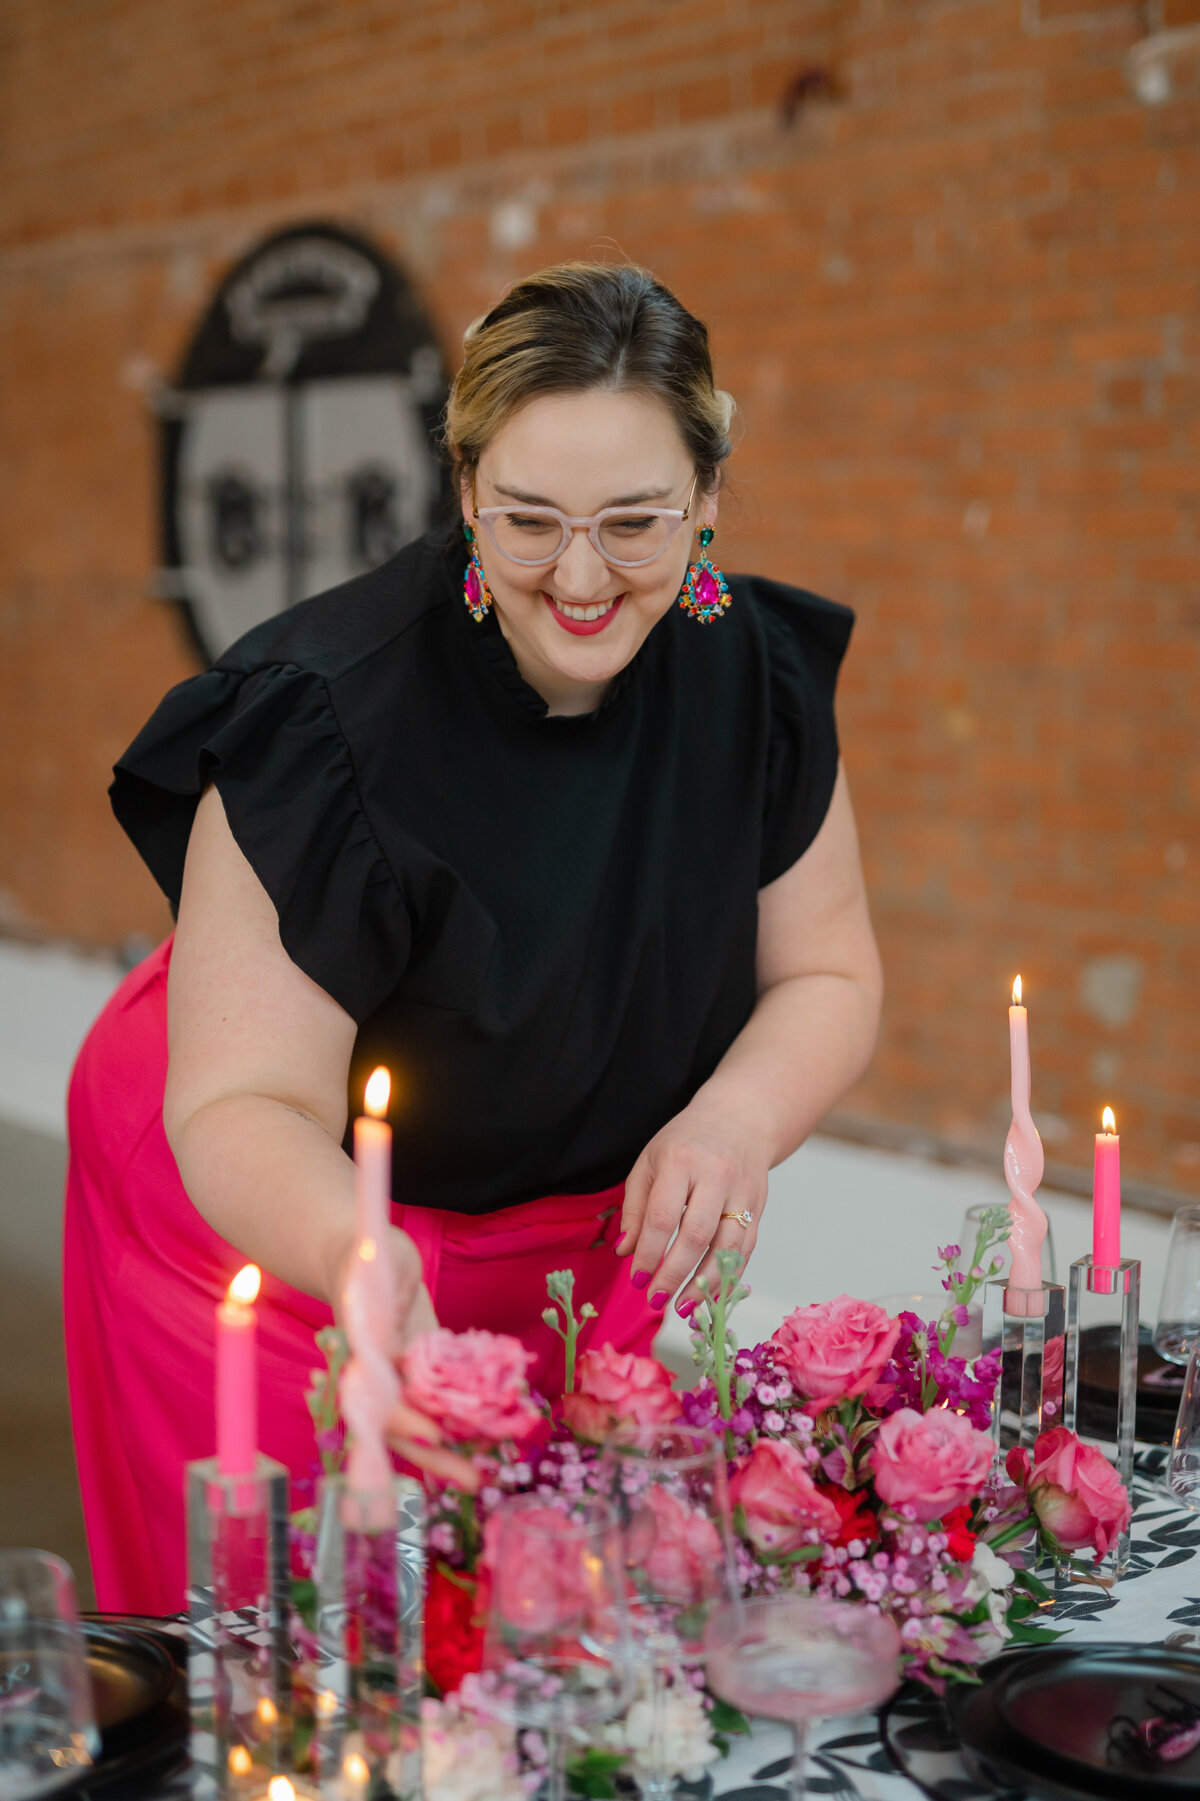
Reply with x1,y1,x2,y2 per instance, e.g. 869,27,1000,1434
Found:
342,1068,400,1518
1093,1105,1121,1267
1004,975,1047,1306
216,1263,260,1476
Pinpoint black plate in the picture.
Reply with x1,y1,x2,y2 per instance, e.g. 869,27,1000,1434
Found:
948,1643,1200,1799
77,1619,187,1798
1075,1325,1184,1445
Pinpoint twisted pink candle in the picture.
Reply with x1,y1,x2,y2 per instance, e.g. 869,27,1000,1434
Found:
1004,981,1047,1311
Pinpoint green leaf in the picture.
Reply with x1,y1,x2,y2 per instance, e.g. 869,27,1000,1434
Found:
1014,1567,1053,1603
290,1576,317,1632
1007,1621,1068,1645
708,1698,751,1738
567,1747,626,1797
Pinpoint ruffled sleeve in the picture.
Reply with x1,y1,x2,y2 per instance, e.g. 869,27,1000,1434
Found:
754,579,855,887
109,662,411,1022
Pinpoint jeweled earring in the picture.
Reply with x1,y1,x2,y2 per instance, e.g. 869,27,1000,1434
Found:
462,522,493,622
677,526,731,624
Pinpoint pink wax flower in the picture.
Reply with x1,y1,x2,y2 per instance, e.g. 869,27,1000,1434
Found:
400,1328,541,1447
1006,1426,1132,1559
625,1482,725,1607
729,1438,842,1555
561,1343,681,1443
481,1505,592,1637
872,1407,995,1522
769,1295,902,1411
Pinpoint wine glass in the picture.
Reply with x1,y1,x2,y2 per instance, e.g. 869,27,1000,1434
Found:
0,1551,98,1801
480,1495,633,1801
705,1593,901,1801
1167,1340,1200,1510
600,1424,738,1800
1154,1206,1200,1365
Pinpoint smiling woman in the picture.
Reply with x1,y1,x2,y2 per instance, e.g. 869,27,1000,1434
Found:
63,261,883,1612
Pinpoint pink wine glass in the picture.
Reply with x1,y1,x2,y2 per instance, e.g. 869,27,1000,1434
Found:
705,1593,901,1801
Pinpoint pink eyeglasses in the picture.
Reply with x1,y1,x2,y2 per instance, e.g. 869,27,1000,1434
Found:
472,473,699,569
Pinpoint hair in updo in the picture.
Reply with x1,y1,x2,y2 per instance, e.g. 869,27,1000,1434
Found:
445,262,735,492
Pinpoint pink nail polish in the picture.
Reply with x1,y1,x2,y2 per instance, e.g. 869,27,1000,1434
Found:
614,1232,628,1252
631,1269,650,1291
676,1297,697,1319
649,1289,669,1311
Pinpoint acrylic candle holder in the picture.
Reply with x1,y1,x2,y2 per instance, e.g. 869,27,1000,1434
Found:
186,1453,291,1800
1064,1254,1140,1579
982,1278,1069,1460
310,1472,425,1801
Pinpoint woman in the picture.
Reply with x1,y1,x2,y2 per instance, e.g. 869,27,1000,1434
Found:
64,262,882,1613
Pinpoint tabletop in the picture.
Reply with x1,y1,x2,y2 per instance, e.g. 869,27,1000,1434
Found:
86,1448,1200,1800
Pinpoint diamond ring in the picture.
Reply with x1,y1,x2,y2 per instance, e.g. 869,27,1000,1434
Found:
720,1208,754,1229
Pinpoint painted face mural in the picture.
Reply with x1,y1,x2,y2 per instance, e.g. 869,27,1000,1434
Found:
159,222,447,661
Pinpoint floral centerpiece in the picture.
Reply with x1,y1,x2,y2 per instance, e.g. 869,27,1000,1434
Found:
290,1205,1132,1796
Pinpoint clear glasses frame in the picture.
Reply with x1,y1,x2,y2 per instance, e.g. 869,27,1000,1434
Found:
472,472,699,568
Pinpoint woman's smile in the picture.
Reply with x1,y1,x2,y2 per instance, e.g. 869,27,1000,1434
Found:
542,591,626,635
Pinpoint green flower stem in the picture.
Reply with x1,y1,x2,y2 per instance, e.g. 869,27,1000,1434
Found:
543,1269,597,1394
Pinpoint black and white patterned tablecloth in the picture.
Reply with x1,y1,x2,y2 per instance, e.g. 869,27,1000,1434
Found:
108,1450,1199,1800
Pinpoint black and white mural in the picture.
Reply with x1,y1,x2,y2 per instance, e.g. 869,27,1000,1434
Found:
158,221,448,662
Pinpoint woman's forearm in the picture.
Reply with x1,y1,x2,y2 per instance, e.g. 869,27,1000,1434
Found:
689,967,882,1168
168,1093,359,1302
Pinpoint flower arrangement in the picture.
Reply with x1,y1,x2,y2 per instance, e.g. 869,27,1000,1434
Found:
291,1208,1133,1794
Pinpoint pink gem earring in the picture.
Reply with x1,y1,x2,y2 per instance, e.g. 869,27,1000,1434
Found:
678,526,731,623
462,522,493,622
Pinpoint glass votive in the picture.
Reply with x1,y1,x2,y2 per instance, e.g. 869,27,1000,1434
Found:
1153,1204,1200,1366
1167,1339,1200,1511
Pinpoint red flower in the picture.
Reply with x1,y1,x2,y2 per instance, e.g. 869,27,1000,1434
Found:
941,1503,977,1564
424,1563,487,1697
816,1483,878,1549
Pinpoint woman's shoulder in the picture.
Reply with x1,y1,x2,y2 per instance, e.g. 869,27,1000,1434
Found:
725,570,854,667
215,528,460,684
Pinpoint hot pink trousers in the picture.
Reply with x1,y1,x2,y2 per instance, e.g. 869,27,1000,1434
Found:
63,936,655,1615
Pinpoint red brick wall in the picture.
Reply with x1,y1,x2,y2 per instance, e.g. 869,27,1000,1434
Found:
2,0,1198,1192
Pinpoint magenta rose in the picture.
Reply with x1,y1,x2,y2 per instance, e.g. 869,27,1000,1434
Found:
769,1296,902,1411
1007,1426,1132,1559
729,1439,842,1555
399,1328,540,1446
626,1483,726,1606
872,1406,994,1522
482,1504,592,1636
561,1344,681,1443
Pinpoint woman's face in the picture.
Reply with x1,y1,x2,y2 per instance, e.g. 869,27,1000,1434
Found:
462,388,718,715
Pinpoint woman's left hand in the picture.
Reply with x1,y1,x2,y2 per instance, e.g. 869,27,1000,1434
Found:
616,1103,768,1317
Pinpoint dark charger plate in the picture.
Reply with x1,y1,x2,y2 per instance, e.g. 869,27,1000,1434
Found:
75,1618,187,1797
948,1643,1200,1799
1075,1324,1184,1446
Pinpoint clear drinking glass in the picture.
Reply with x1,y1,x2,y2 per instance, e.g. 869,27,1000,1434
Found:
600,1424,738,1800
1167,1340,1200,1510
0,1550,99,1801
480,1496,633,1801
1154,1205,1200,1365
705,1593,901,1801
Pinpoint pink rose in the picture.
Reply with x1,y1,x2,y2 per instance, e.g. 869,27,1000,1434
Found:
872,1407,994,1522
561,1344,681,1443
400,1328,541,1446
769,1296,902,1411
1007,1426,1132,1559
729,1439,842,1555
626,1483,726,1607
482,1504,592,1637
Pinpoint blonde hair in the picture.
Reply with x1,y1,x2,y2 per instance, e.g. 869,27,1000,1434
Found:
445,262,735,490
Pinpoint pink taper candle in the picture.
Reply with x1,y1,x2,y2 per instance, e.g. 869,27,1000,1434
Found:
1093,1105,1121,1266
1004,976,1047,1304
342,1068,400,1519
216,1263,260,1476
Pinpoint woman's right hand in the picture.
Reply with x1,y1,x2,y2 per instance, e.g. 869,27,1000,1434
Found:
328,1224,479,1490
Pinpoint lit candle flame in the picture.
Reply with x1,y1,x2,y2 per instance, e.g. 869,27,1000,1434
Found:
343,1752,370,1784
1102,1105,1117,1133
227,1263,261,1306
255,1695,278,1727
267,1780,296,1801
1012,974,1022,1006
316,1688,338,1719
364,1066,391,1117
227,1744,252,1776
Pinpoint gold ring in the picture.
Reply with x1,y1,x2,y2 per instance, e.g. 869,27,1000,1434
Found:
721,1209,753,1229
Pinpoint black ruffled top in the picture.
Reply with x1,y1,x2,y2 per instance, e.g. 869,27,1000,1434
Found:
111,532,852,1214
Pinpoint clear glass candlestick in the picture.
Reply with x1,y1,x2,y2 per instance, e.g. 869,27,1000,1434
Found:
186,1454,291,1800
1064,1255,1140,1578
310,1474,425,1801
982,1278,1068,1460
